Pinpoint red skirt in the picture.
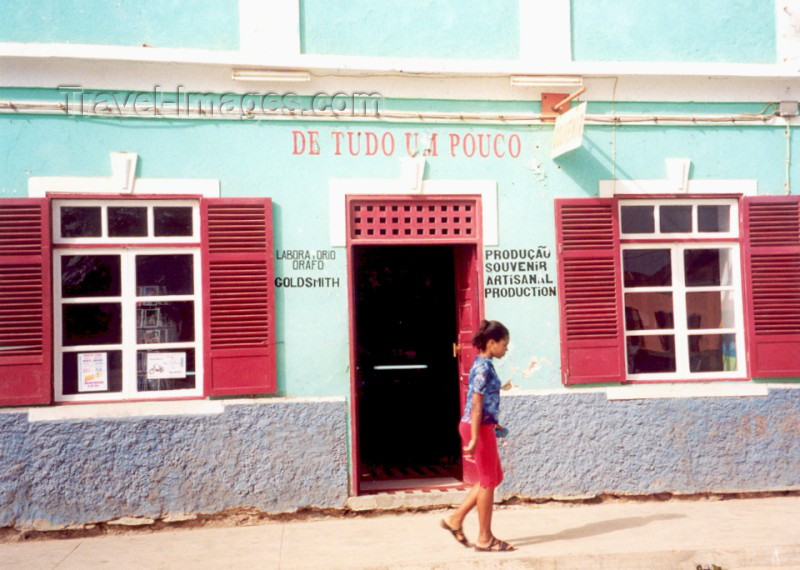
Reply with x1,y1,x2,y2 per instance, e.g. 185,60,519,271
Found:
459,422,504,489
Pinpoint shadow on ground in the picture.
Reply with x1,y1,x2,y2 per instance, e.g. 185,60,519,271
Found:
510,514,685,547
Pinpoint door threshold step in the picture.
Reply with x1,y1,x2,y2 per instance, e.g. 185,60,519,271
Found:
347,486,470,511
360,477,463,492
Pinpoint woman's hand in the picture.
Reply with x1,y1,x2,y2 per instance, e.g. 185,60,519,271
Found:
463,438,478,458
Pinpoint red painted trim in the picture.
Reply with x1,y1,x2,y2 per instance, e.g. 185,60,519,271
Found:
345,194,483,496
52,396,204,406
620,238,740,245
53,242,201,249
618,194,744,200
47,194,203,200
624,377,750,385
345,235,360,496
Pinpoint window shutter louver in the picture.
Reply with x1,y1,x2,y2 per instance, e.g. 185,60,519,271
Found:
202,198,276,396
0,199,52,406
743,196,800,378
555,199,625,385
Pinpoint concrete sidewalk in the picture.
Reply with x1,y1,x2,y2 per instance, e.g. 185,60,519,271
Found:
2,496,800,569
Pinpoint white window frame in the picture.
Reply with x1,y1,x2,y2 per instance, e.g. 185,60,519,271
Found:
619,199,746,382
619,198,738,240
53,203,204,402
52,199,201,245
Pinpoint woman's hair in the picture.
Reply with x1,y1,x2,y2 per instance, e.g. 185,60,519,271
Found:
471,320,509,350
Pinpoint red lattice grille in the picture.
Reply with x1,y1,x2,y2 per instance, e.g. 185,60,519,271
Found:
0,206,43,256
562,258,619,340
748,202,800,247
0,265,44,356
750,253,800,335
349,198,477,241
206,204,268,253
560,203,616,251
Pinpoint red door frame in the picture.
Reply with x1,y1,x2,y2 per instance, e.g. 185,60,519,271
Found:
344,194,484,496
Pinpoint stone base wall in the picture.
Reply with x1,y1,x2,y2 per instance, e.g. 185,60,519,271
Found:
0,399,349,529
3,389,799,529
498,388,800,498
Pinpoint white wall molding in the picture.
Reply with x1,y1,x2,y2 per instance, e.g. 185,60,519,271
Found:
239,0,300,56
28,153,220,197
599,179,758,198
2,42,798,79
2,44,800,103
329,178,498,247
519,0,571,66
777,1,800,67
3,64,800,105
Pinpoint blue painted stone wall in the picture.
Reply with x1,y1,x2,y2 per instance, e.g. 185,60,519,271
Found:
3,390,799,527
0,400,348,528
499,389,800,498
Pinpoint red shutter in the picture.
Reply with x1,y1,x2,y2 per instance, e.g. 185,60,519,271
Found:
0,199,52,406
202,198,276,396
555,199,625,385
743,196,800,378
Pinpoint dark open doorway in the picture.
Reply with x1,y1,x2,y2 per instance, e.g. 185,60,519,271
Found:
353,245,463,491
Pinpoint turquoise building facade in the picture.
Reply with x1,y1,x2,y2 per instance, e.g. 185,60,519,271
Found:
1,1,799,529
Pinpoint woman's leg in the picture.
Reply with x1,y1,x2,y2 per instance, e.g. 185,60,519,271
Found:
475,485,495,547
447,482,480,529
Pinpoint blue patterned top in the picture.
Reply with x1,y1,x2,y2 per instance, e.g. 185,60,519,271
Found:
460,357,501,425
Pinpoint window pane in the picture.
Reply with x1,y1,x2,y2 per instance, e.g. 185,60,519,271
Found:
689,333,737,372
686,291,736,329
61,207,101,238
624,292,674,330
62,255,121,298
154,207,193,236
620,206,654,234
698,205,730,232
62,350,123,395
660,205,692,233
623,249,672,287
136,301,195,344
137,349,196,392
136,254,194,296
108,207,147,237
62,303,122,346
684,248,733,287
626,335,676,373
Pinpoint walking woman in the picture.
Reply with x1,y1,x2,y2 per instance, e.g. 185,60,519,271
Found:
441,320,515,552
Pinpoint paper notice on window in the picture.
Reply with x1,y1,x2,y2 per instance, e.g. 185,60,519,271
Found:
147,352,187,379
78,352,108,392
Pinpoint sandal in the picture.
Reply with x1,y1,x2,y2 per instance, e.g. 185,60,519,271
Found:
474,537,515,552
440,519,471,547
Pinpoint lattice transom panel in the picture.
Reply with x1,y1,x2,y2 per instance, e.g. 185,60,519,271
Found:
349,198,478,242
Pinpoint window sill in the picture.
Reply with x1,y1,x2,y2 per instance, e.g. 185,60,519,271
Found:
604,382,768,400
26,399,224,422
502,381,800,401
9,396,347,422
